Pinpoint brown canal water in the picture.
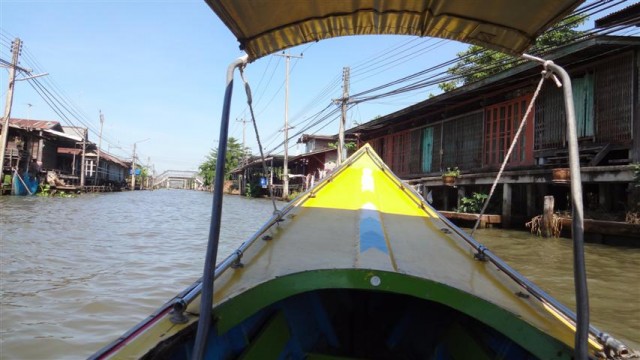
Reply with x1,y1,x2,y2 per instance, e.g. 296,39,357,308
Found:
0,190,638,359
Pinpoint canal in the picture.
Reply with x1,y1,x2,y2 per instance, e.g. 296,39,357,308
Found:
0,190,638,358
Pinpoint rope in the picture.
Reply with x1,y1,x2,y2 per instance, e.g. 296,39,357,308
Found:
470,67,551,236
239,67,279,213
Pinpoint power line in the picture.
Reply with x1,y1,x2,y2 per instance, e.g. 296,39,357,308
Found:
16,43,122,149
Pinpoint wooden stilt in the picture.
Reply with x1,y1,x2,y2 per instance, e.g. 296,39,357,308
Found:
502,183,512,228
543,195,555,237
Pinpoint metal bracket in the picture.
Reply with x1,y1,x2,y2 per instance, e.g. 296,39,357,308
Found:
231,250,244,268
170,299,189,324
474,245,489,262
599,333,635,359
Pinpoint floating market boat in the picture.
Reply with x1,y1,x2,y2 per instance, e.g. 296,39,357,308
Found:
91,1,637,359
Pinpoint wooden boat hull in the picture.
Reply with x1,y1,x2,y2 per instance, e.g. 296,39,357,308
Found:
92,145,610,359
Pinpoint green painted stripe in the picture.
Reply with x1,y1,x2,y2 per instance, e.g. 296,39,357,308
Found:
213,269,573,360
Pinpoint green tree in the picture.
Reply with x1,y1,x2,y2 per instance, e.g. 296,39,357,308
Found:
438,15,587,92
199,137,249,186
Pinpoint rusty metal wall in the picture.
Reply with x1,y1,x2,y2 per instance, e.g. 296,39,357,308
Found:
595,52,633,144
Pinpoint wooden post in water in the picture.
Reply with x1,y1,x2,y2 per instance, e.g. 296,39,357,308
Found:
443,188,449,211
543,195,555,237
526,184,536,218
502,183,512,228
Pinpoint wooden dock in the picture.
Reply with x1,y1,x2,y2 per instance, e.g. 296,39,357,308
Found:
559,217,640,246
439,211,501,228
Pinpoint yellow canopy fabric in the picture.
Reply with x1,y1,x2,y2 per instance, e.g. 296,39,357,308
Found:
206,0,583,61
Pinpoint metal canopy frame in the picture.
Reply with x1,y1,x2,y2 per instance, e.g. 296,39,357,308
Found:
194,1,631,359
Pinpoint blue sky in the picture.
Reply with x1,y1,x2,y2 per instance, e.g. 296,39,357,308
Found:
0,0,634,173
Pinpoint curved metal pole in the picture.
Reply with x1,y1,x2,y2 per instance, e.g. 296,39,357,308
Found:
192,54,248,360
522,54,588,359
550,61,589,360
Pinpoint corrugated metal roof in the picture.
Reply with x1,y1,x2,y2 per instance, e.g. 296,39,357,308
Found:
8,118,61,130
100,152,129,167
297,134,336,144
61,126,87,140
44,129,83,142
347,36,640,136
595,2,640,28
290,147,335,161
229,155,285,174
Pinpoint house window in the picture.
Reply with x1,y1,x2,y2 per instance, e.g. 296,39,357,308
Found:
484,94,534,167
442,111,483,170
86,159,95,177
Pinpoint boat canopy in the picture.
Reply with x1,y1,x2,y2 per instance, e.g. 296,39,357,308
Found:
205,0,584,61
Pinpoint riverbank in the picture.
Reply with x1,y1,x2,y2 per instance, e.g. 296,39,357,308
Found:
441,211,640,247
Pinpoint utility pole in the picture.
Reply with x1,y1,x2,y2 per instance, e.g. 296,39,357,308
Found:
130,138,150,191
275,52,302,199
0,38,22,179
94,111,104,185
237,117,249,164
79,129,87,188
334,67,350,165
131,142,137,190
237,117,249,194
146,156,151,189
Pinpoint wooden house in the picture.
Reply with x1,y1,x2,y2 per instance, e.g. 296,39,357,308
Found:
1,118,129,192
348,36,639,228
1,119,82,177
289,134,359,191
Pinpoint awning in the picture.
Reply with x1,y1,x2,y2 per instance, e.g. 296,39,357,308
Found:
205,0,583,61
57,147,82,155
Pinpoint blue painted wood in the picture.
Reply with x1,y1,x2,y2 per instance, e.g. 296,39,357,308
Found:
421,127,433,173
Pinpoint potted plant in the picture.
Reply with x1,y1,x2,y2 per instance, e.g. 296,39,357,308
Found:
552,168,570,184
442,167,460,186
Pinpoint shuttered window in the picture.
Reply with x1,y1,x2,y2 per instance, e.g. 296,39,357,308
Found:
484,94,534,167
391,131,411,175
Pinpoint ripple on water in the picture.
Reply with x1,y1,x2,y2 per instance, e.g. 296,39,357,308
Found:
0,191,279,358
471,228,640,349
1,192,637,357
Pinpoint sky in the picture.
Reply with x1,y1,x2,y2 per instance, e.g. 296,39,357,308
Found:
0,0,635,173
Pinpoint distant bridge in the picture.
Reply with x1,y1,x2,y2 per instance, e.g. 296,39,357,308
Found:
153,170,204,190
